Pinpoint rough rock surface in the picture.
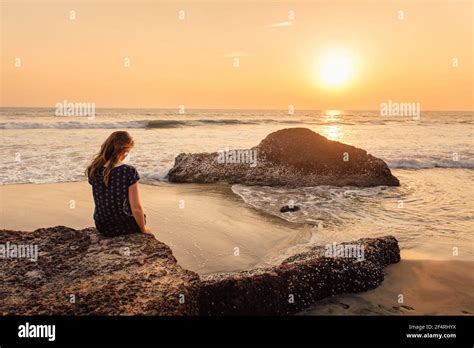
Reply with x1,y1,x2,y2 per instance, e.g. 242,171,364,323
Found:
168,128,400,187
0,227,400,315
199,236,400,315
0,226,200,315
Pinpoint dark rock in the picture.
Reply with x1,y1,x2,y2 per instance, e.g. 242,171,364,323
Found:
0,227,400,316
280,205,300,213
168,128,400,187
0,226,200,315
199,236,400,315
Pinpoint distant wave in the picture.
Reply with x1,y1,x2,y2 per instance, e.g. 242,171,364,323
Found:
147,119,261,128
146,120,187,128
0,118,386,129
387,159,474,169
0,121,145,129
0,118,306,129
2,116,472,130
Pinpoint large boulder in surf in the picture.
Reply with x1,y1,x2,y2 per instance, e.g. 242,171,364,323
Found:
0,226,200,315
167,128,399,187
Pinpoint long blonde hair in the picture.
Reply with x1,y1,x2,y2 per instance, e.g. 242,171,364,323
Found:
86,131,134,186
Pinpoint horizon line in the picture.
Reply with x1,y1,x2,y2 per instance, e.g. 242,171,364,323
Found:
1,106,473,113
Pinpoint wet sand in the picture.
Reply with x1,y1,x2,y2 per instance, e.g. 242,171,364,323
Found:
0,181,311,274
1,181,472,315
300,252,474,315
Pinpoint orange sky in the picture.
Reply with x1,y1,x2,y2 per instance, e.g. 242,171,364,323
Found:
1,0,472,110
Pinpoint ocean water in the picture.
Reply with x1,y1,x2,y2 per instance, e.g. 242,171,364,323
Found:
1,108,473,260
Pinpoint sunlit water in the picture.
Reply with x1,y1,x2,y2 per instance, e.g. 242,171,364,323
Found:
1,108,472,260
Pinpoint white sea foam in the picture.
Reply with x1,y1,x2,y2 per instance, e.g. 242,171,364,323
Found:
1,109,472,186
387,158,474,169
0,121,145,129
231,167,474,261
1,108,472,262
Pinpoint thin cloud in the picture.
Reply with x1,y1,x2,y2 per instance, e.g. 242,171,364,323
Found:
267,21,293,28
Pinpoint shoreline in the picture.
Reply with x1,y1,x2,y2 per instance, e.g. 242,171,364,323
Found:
1,181,473,315
301,254,474,316
0,181,312,275
1,179,471,264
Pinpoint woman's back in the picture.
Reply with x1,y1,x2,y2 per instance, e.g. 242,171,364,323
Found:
88,163,141,236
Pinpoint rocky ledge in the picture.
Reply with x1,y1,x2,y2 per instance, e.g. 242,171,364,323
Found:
168,128,399,187
0,227,400,315
200,235,400,315
0,226,200,315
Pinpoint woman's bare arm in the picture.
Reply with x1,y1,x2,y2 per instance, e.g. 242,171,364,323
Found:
128,182,150,234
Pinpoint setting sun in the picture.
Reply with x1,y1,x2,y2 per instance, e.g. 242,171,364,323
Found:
318,52,353,87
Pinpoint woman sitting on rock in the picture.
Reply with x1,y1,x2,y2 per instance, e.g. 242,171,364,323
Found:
85,131,151,237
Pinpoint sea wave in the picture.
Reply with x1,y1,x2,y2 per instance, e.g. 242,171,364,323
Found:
0,119,281,129
0,118,387,129
0,121,145,129
387,159,474,169
230,184,388,226
2,116,472,130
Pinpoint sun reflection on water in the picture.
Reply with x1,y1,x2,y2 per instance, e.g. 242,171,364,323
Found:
320,110,344,141
323,109,343,123
321,125,341,141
